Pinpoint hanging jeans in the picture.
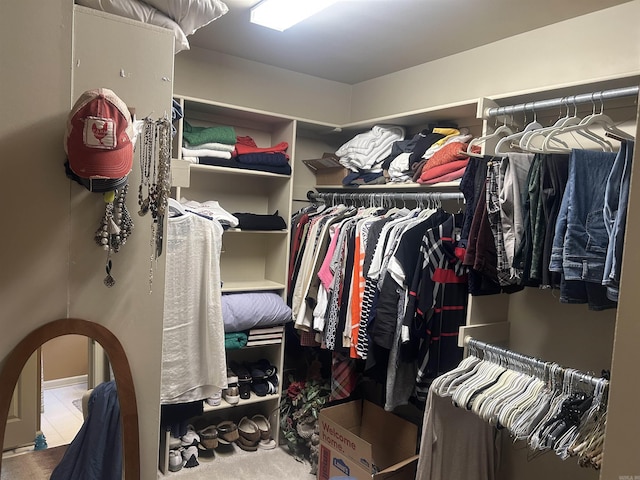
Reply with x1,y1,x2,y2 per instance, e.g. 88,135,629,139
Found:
549,149,617,310
603,140,635,301
540,153,570,289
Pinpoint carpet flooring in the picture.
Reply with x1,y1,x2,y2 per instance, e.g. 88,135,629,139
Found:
1,445,67,480
159,444,316,480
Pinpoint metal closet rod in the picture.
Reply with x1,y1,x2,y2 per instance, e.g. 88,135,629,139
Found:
485,85,639,118
307,190,464,203
464,336,608,390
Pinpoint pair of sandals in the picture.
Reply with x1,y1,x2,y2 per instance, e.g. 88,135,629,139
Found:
237,415,277,451
199,420,239,450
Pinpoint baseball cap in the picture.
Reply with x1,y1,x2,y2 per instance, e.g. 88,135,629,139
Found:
65,88,134,179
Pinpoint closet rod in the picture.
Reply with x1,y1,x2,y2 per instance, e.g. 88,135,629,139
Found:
484,85,639,118
464,336,608,390
307,190,464,204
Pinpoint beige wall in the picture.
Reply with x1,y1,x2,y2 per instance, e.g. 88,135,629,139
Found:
350,1,640,123
42,336,88,382
173,47,353,125
0,3,171,479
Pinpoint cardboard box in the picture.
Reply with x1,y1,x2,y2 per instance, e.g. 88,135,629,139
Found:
302,153,348,186
318,400,419,480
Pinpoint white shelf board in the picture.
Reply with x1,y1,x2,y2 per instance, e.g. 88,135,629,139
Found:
221,280,285,293
224,229,288,234
202,392,280,413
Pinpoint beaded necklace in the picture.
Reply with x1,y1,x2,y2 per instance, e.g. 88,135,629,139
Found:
95,184,134,287
138,115,172,291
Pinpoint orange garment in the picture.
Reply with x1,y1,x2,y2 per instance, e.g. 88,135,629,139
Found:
422,142,479,172
349,229,365,358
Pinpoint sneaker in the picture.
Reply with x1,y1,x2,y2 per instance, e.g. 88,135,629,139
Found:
223,374,240,405
168,448,184,472
206,389,222,406
182,445,199,468
181,424,200,447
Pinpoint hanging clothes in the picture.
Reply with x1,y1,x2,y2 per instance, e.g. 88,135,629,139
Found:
161,211,227,404
289,198,469,409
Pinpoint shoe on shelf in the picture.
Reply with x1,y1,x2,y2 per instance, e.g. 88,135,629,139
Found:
236,434,259,452
258,437,277,450
251,414,272,442
169,448,184,472
206,389,222,406
230,362,252,400
182,445,199,468
217,420,239,444
238,416,261,444
266,374,279,395
199,425,219,450
255,358,278,379
251,378,269,397
223,374,240,405
181,424,200,447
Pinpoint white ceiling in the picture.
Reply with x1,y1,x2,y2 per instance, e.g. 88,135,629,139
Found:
188,0,632,85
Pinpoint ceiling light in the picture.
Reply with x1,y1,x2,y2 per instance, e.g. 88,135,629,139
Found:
250,0,339,32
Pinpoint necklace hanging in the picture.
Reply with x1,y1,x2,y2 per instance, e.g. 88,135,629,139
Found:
137,115,172,291
94,184,134,287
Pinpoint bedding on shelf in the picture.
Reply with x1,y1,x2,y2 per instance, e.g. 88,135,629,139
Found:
76,0,228,54
222,291,292,333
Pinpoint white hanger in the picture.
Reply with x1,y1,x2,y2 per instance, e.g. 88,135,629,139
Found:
521,98,579,152
168,197,187,217
467,122,514,157
541,93,632,152
494,105,543,155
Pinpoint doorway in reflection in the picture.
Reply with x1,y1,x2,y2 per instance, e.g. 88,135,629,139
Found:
2,334,89,460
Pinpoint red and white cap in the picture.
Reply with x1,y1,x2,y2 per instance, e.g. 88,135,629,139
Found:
65,88,133,179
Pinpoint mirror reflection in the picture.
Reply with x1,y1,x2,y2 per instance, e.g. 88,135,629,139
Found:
1,334,118,479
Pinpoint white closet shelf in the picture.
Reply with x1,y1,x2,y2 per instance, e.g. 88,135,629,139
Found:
202,392,280,413
221,280,286,293
171,159,291,188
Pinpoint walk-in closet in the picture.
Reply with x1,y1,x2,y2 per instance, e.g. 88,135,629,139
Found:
1,1,639,480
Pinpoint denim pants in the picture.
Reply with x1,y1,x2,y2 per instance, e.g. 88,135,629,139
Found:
603,141,635,301
549,149,617,309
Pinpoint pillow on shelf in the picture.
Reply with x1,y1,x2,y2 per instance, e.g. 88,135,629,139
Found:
141,0,229,36
76,0,190,53
222,291,292,333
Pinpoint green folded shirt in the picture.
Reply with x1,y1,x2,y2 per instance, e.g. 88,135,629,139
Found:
183,121,237,146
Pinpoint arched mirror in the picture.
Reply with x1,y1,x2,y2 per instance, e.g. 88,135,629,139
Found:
0,319,140,479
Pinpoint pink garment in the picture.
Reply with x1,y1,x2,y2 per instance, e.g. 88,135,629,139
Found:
419,158,469,182
317,224,341,289
418,166,467,185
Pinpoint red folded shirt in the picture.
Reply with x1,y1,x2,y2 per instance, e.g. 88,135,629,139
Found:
422,141,480,172
419,158,469,183
234,140,289,157
417,166,467,185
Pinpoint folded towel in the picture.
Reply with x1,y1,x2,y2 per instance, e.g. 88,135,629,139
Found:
225,332,248,350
